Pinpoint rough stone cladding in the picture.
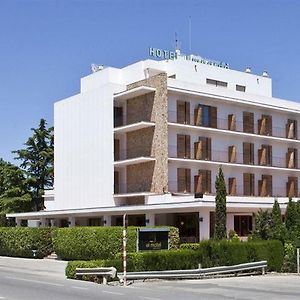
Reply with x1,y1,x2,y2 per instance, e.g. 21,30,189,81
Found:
126,73,168,193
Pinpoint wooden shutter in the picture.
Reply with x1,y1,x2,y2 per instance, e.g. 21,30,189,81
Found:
186,169,191,192
177,101,185,124
207,138,212,160
177,134,185,158
262,175,272,196
207,170,211,193
287,177,298,197
114,139,120,161
185,135,191,158
194,175,202,193
228,114,236,131
228,146,237,163
114,171,119,194
198,170,211,194
228,177,237,196
194,106,202,126
210,106,217,128
243,142,254,164
286,119,296,139
194,142,201,160
244,173,254,196
259,145,271,166
185,102,190,125
266,115,272,135
177,168,186,192
287,148,297,168
243,112,254,133
268,145,272,166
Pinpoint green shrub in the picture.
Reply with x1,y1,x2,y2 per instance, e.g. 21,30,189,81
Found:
65,249,200,279
181,240,283,272
52,226,179,261
0,227,53,258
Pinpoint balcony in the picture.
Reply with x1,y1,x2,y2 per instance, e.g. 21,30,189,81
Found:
168,110,299,142
114,146,155,167
168,146,299,171
168,181,293,198
114,86,156,102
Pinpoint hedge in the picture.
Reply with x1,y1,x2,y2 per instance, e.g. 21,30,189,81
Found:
180,240,284,272
0,227,53,258
52,226,179,260
65,239,284,279
65,249,200,279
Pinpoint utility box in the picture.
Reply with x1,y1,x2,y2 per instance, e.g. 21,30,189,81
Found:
137,228,170,251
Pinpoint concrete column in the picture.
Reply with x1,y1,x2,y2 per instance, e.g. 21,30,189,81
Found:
16,218,22,227
145,213,155,226
103,216,111,226
40,218,47,227
68,216,76,227
50,219,57,227
199,210,210,240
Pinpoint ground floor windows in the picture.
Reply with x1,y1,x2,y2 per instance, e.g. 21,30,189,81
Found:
234,215,253,237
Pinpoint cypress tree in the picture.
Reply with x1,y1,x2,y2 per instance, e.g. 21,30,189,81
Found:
270,199,285,242
214,166,227,240
285,198,297,232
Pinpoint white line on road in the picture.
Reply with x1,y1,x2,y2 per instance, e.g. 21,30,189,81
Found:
0,297,6,299
102,290,124,295
71,286,89,290
139,297,162,300
5,276,64,287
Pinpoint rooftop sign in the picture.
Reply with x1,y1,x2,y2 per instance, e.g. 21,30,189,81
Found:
149,47,229,69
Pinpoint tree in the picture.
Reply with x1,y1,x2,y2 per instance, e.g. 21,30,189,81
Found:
285,198,298,233
0,159,31,224
13,119,54,211
214,166,227,240
269,199,286,242
252,209,271,240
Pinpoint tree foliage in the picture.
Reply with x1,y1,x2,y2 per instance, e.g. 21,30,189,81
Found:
214,166,227,240
0,159,32,224
13,119,54,211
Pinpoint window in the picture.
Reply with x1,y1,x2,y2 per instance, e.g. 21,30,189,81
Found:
243,173,255,196
258,175,272,197
234,215,252,236
194,169,211,194
286,119,297,139
177,134,191,159
206,78,228,87
177,101,190,124
243,111,254,133
258,145,272,166
243,142,254,165
114,107,123,127
194,104,217,128
287,177,298,197
258,114,272,136
287,148,298,168
194,137,211,160
236,85,246,92
177,168,191,193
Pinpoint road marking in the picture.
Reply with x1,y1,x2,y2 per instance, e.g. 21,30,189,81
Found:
5,276,64,287
0,297,6,299
139,297,162,300
71,286,89,290
102,290,124,295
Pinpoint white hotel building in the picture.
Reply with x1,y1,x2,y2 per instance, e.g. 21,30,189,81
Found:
9,50,300,241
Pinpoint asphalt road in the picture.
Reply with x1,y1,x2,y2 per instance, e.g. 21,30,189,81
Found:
0,256,300,300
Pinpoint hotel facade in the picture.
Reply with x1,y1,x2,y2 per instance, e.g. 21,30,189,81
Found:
9,50,300,241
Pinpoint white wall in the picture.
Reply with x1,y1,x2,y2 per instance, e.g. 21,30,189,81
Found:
48,82,123,211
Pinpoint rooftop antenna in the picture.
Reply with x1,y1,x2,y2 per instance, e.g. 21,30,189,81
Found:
174,32,181,56
189,16,192,54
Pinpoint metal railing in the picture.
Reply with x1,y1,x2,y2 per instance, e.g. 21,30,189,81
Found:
168,146,292,169
168,110,295,140
168,181,289,197
119,261,267,281
76,267,117,285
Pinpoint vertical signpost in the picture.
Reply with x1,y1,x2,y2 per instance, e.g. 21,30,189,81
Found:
123,214,127,286
297,248,299,275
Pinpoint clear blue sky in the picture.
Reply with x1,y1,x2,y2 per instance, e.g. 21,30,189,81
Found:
1,0,300,162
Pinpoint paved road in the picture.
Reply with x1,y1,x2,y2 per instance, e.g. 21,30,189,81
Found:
0,256,300,300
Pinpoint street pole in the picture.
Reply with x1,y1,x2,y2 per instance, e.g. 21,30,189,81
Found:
297,248,299,275
123,213,127,286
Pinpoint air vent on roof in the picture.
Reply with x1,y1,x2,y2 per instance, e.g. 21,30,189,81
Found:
262,71,269,77
245,67,252,73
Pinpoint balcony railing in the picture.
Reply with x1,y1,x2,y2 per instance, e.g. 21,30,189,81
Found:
168,146,294,170
114,115,153,128
114,145,153,161
168,181,293,197
114,183,151,194
168,110,295,140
